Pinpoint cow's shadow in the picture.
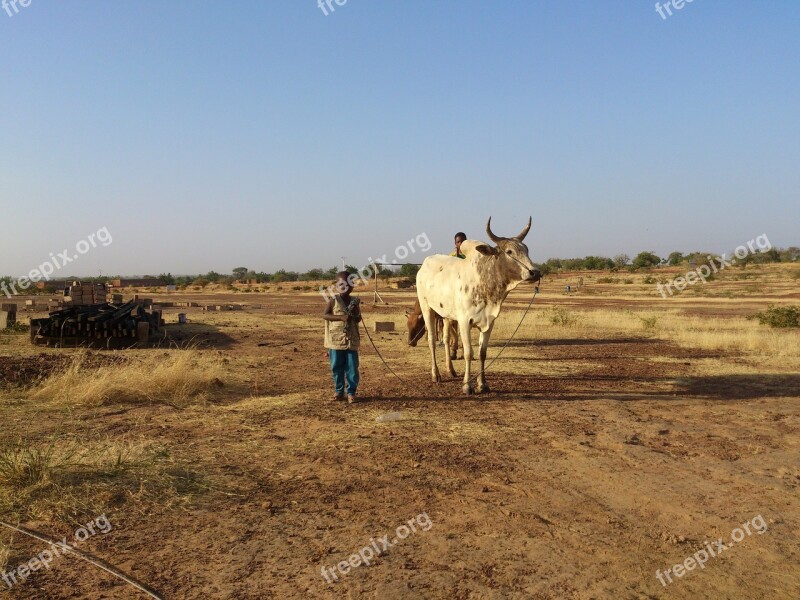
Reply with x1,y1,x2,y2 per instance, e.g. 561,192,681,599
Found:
671,374,800,400
367,374,800,403
531,337,656,347
484,373,800,402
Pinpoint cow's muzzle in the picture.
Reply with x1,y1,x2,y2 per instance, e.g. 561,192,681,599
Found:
528,269,542,282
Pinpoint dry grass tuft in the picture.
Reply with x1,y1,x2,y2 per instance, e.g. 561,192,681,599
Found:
0,538,9,573
493,305,800,363
547,307,578,327
0,436,78,489
29,348,224,407
0,436,208,522
752,305,800,328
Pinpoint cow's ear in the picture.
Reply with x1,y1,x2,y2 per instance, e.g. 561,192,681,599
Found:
474,244,499,256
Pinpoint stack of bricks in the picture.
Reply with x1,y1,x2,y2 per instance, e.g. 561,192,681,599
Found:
30,300,164,345
0,303,16,329
203,304,245,312
132,295,153,308
66,282,108,306
23,300,49,312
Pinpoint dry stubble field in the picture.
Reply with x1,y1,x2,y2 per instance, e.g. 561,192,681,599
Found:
1,264,799,599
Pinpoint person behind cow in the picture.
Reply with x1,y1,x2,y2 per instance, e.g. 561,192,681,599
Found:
323,271,362,403
450,232,467,259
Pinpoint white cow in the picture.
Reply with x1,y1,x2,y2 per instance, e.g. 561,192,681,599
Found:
416,217,541,394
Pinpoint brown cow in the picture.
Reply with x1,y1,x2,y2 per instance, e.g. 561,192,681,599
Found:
406,299,458,360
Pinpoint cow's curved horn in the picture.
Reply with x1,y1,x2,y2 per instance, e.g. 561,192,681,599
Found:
486,217,502,243
515,217,532,241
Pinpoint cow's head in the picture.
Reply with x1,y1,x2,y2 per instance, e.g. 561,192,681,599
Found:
474,217,542,283
405,306,425,346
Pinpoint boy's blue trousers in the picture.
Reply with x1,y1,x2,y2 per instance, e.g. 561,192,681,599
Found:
329,349,359,396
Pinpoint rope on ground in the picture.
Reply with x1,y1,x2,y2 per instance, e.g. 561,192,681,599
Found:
0,520,164,600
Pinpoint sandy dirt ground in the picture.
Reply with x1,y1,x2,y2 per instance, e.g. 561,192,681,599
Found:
1,276,799,599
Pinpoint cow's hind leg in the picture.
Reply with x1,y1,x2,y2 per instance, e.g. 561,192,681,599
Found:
476,322,495,394
459,319,474,395
443,318,457,378
420,301,441,383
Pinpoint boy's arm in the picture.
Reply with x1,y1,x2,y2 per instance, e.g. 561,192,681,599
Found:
323,299,348,322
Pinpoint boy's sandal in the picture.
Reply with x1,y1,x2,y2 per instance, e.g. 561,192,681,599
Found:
347,395,358,404
333,394,345,402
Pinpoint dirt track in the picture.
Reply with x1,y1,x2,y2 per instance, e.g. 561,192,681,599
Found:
1,288,799,599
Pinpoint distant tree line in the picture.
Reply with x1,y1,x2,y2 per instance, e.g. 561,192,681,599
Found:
156,263,419,288
4,247,795,291
536,246,799,275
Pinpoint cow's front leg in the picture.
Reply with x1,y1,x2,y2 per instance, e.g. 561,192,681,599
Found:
476,322,494,394
422,307,441,383
459,319,473,395
443,318,457,377
449,322,458,361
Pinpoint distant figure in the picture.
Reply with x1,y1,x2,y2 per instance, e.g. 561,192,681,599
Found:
323,271,362,403
566,285,571,293
450,232,467,259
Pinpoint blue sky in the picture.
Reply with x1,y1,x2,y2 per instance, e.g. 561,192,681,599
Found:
1,1,798,276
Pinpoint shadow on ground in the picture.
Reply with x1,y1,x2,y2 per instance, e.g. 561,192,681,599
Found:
363,373,800,403
161,323,238,349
